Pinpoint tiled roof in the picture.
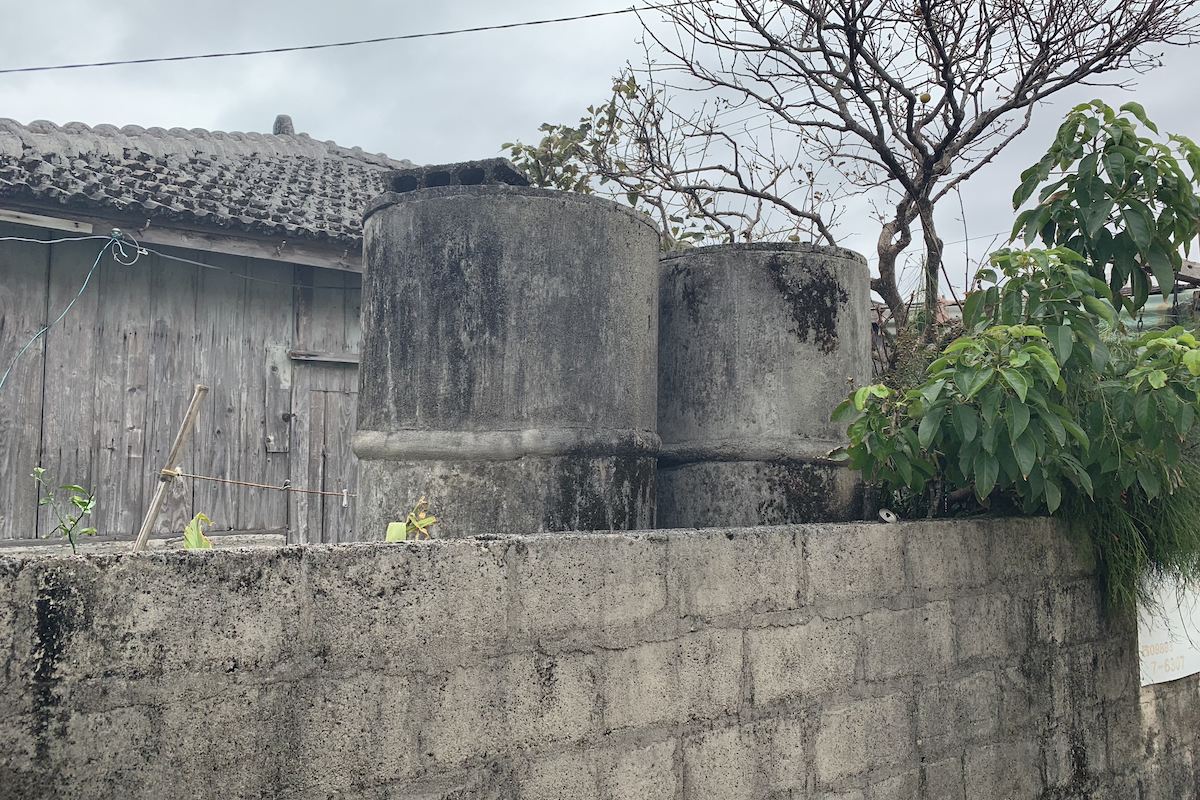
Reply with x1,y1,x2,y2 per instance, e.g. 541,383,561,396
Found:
0,118,415,246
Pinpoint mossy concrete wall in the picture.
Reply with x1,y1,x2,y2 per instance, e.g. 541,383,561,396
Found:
0,519,1195,798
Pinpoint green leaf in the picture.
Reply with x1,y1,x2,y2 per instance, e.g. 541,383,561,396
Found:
1045,479,1062,514
919,408,942,450
1120,101,1159,134
1148,370,1168,390
854,386,871,411
1178,403,1195,437
1081,295,1116,328
1060,417,1091,450
385,522,408,543
1147,245,1176,297
1122,206,1153,251
1014,432,1037,477
892,451,913,485
1000,369,1029,403
831,400,859,423
981,387,1002,425
965,367,995,400
1040,409,1067,446
963,292,985,329
1138,466,1162,501
919,378,947,405
953,405,979,444
1183,350,1200,376
1006,401,1031,442
974,451,1000,500
183,512,212,550
1135,391,1157,431
1045,325,1073,364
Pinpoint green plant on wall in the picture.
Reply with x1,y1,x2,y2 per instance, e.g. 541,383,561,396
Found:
832,101,1200,614
32,467,97,554
385,497,437,542
183,512,212,550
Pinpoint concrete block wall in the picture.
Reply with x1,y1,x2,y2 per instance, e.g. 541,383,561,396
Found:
0,519,1193,798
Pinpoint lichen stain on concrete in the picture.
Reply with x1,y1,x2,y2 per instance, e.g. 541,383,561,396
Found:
757,462,835,524
547,457,655,531
30,565,94,765
766,253,849,354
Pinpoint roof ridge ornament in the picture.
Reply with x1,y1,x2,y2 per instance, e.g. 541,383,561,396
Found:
272,115,295,136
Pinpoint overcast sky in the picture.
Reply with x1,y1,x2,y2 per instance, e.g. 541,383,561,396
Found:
2,0,1198,297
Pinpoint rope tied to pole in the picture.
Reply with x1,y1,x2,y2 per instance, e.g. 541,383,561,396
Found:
162,469,356,499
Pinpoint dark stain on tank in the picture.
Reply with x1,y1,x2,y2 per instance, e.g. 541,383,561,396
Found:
766,254,848,354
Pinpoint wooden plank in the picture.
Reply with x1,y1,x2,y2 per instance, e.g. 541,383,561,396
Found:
288,379,326,545
0,209,93,234
0,201,360,271
238,259,295,531
321,390,359,543
288,350,360,365
143,246,199,534
37,237,104,538
345,271,363,355
192,252,248,532
0,226,50,539
91,246,152,537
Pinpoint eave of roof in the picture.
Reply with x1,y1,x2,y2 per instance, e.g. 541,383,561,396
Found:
0,118,415,247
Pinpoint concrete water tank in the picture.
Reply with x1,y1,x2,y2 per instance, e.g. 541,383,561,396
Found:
354,184,660,538
657,243,871,527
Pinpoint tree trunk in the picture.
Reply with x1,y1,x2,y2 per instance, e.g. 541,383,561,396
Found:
874,199,917,331
919,201,944,342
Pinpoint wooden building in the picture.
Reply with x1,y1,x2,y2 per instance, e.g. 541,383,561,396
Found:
0,116,414,543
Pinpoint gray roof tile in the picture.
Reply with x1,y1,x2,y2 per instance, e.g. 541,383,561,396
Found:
0,118,415,246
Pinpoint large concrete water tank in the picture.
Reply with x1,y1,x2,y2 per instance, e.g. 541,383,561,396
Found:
657,243,872,527
354,185,660,538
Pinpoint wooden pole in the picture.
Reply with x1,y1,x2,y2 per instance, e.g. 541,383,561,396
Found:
132,384,209,553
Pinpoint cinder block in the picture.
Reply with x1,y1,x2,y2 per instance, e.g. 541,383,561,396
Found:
954,593,1029,664
682,718,808,799
511,535,671,647
921,756,964,800
986,517,1060,584
300,542,510,672
916,671,1000,752
1033,580,1102,646
964,741,1042,800
419,651,599,767
683,726,758,800
748,617,859,706
519,749,598,799
805,524,906,602
604,739,677,800
603,630,742,731
867,770,918,800
668,527,804,619
907,523,988,595
815,693,914,785
863,605,954,681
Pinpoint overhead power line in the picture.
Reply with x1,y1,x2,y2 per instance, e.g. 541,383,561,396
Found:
0,2,698,76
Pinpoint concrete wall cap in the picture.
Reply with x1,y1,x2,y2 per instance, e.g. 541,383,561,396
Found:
363,184,660,234
660,241,868,268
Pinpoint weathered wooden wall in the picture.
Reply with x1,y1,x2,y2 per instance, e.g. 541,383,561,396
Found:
0,220,361,543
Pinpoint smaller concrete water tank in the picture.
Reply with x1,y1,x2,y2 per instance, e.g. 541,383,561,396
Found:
656,243,872,527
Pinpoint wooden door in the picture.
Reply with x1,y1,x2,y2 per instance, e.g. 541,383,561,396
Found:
289,365,358,543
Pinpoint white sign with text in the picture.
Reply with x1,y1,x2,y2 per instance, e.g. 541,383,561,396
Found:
1138,582,1200,686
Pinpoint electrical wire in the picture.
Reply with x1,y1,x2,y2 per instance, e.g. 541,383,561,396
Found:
0,230,129,394
0,2,701,76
